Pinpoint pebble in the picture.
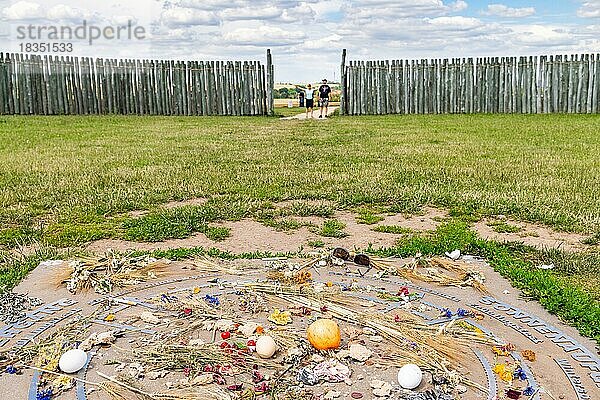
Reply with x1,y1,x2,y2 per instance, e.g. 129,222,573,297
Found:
324,390,340,399
351,392,364,399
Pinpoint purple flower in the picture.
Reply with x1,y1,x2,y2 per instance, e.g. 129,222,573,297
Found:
456,308,470,317
5,365,17,374
523,386,535,396
37,388,53,400
205,294,220,307
514,367,527,381
442,308,453,318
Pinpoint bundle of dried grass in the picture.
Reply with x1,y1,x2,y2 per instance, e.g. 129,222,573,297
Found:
54,253,171,294
190,258,257,276
99,371,235,400
371,256,488,293
131,343,279,374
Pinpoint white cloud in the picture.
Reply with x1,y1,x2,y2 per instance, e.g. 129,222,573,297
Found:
159,8,219,27
577,1,600,18
46,4,89,21
2,1,44,20
427,16,482,30
221,6,282,21
223,25,306,46
483,4,535,18
110,15,139,26
450,0,468,12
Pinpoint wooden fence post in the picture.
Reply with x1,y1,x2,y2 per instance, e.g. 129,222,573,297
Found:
266,49,274,116
340,49,347,115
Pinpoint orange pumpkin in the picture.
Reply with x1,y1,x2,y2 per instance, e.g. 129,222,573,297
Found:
307,318,341,350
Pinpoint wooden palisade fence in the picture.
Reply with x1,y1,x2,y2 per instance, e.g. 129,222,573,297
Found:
340,51,600,115
0,51,274,116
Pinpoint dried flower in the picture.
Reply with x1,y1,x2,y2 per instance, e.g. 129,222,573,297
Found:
514,367,527,381
521,350,536,362
268,309,292,325
397,286,409,296
523,386,535,396
36,388,53,400
205,294,220,307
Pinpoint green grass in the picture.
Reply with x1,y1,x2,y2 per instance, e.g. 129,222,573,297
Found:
581,231,600,246
487,220,522,233
1,114,600,250
355,207,385,225
372,225,413,234
275,107,306,117
319,219,348,238
307,240,325,248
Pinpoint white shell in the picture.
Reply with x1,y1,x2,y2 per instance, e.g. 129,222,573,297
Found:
255,335,277,358
445,249,461,260
59,349,88,373
397,363,423,390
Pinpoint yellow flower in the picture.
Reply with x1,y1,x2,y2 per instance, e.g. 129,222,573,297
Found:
493,363,514,382
500,370,514,382
193,287,201,294
268,309,292,325
493,363,506,375
492,346,509,356
104,314,115,322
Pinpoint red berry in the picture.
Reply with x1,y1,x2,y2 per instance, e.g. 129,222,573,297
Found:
247,339,256,347
220,342,230,349
221,331,231,340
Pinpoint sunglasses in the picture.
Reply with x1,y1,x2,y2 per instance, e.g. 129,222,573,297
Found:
333,248,371,266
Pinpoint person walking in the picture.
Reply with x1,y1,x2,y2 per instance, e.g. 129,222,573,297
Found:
318,79,331,118
303,84,315,119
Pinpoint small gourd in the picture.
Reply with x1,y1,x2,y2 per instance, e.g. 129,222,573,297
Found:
307,318,341,350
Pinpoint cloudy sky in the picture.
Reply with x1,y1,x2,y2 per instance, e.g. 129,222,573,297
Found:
1,0,599,82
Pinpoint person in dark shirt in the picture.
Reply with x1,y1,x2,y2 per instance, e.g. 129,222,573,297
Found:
318,79,331,118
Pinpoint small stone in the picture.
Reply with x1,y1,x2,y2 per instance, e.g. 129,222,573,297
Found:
370,380,392,397
191,373,214,385
456,384,467,394
349,344,373,362
337,349,351,359
351,392,364,399
139,311,160,325
148,371,168,380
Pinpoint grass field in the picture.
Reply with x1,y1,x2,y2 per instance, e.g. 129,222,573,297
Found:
2,114,599,244
275,106,306,117
1,113,599,341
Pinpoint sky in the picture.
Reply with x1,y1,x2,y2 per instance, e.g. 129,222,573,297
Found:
1,0,599,82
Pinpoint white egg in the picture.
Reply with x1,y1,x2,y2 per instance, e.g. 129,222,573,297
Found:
59,349,88,374
255,335,277,359
397,363,423,390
